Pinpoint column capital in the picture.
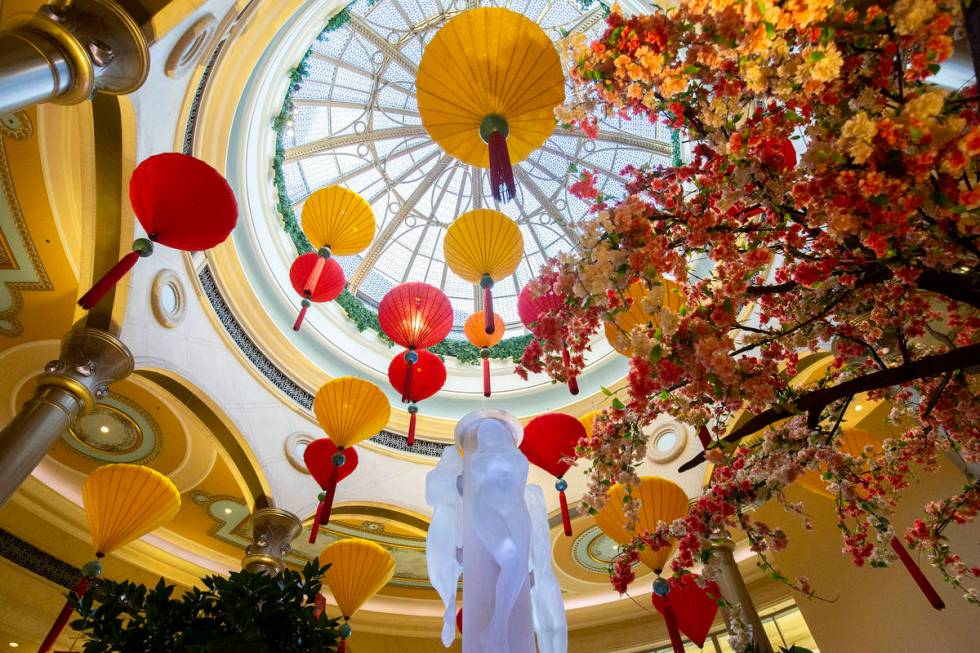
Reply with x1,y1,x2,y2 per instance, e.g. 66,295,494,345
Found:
243,508,302,575
39,327,133,415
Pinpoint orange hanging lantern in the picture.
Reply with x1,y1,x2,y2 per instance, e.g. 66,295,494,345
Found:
78,153,237,309
416,7,565,202
388,349,446,446
289,252,345,331
300,185,375,296
309,378,390,541
604,278,685,356
320,538,395,653
39,464,181,653
594,476,690,653
796,427,945,610
444,210,523,334
464,311,504,396
521,413,585,536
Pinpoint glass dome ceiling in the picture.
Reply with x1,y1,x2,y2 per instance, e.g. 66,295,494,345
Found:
277,0,674,331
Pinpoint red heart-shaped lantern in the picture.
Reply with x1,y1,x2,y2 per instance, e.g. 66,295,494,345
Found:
651,574,720,649
388,349,446,446
304,438,359,544
289,252,345,331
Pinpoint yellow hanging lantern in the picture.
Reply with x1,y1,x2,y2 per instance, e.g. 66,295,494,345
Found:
417,7,565,202
83,463,182,555
604,279,685,356
795,427,879,498
594,476,689,574
320,538,396,651
313,377,391,449
40,464,181,653
580,409,601,439
464,310,505,397
299,186,375,296
444,209,523,334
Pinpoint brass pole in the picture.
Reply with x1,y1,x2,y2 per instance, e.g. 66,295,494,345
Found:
243,508,302,575
709,536,774,653
0,328,133,507
0,0,148,115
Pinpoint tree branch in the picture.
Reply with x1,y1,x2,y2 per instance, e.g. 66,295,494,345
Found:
678,342,980,472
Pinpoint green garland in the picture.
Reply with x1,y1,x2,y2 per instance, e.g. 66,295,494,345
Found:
270,7,530,365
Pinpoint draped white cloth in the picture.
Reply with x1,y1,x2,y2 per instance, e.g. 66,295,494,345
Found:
426,410,568,653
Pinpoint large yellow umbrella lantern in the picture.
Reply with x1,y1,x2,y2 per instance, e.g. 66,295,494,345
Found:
320,538,396,653
604,279,685,356
796,427,945,610
309,377,391,542
299,185,375,295
417,7,565,203
444,209,523,334
39,464,181,653
595,476,691,653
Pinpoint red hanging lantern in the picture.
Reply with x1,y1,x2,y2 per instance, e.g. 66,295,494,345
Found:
520,413,585,537
517,282,579,395
289,252,345,331
651,574,720,650
304,439,359,544
378,282,453,402
78,153,238,309
388,349,446,446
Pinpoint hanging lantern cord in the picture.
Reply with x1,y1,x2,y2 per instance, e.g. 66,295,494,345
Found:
556,478,572,537
78,238,155,309
38,555,104,653
304,246,332,296
480,114,515,203
338,620,352,653
407,404,419,447
481,347,491,397
402,348,418,403
309,449,346,544
480,274,495,334
294,298,312,332
653,576,684,653
890,536,945,610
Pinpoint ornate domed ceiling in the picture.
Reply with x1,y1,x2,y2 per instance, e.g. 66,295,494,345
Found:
276,0,675,331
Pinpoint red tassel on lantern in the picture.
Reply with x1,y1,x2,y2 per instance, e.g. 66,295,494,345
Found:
481,275,496,334
562,345,579,395
304,252,329,296
456,608,463,634
558,487,572,537
402,353,417,404
407,408,418,447
304,441,359,544
294,299,311,331
38,575,92,653
338,638,347,653
890,536,945,610
78,248,147,309
482,357,491,397
314,593,326,617
661,602,685,653
487,130,515,203
697,425,711,448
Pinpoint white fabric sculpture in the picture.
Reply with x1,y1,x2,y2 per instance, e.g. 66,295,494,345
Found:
426,409,568,653
525,484,568,653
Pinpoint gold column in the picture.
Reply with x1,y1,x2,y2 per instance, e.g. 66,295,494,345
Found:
709,535,774,653
0,328,133,507
0,0,148,115
242,507,302,575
